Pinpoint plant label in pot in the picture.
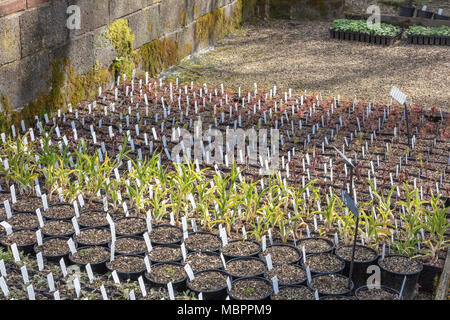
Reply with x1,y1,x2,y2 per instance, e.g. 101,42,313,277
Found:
100,285,108,300
0,277,9,297
11,243,20,262
86,263,94,283
138,276,147,297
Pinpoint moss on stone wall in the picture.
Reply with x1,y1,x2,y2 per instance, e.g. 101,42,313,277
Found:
107,19,138,79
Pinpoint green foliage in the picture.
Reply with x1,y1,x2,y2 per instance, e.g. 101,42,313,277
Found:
331,19,401,36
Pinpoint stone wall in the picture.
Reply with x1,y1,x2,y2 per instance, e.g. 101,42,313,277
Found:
0,0,244,125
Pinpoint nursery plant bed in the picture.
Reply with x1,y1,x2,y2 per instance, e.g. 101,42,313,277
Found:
228,277,273,301
407,34,449,46
186,269,228,300
271,285,315,300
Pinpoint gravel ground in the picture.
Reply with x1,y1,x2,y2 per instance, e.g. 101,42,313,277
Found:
166,18,449,109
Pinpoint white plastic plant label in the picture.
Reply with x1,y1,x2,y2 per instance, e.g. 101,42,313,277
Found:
226,276,232,291
74,276,81,298
10,185,16,204
169,212,175,226
167,282,175,300
73,201,79,218
220,253,226,268
47,272,55,292
306,266,312,284
27,284,35,300
144,255,151,273
41,194,48,211
220,228,228,246
67,238,77,254
21,265,29,284
36,208,44,228
77,194,85,208
180,243,187,261
265,254,273,270
184,264,195,281
85,263,94,283
59,258,68,278
100,285,108,300
0,277,9,297
390,86,407,105
3,200,12,219
272,276,279,295
242,226,247,240
138,276,147,297
261,235,267,252
315,289,320,300
143,232,152,252
36,229,43,246
72,217,80,235
110,241,115,261
181,216,188,234
0,221,12,235
53,291,60,300
11,243,20,262
0,260,7,277
111,270,120,284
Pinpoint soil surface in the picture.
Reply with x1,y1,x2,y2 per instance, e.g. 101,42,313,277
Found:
272,285,315,300
166,19,449,109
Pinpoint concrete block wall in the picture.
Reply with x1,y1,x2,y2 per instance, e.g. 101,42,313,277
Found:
0,0,242,113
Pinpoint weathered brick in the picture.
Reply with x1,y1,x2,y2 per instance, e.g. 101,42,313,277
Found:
127,4,161,49
110,0,146,21
26,0,49,9
159,0,185,34
0,0,25,18
0,14,21,66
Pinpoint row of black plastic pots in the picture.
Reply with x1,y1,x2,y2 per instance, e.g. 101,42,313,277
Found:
0,224,425,300
329,29,403,46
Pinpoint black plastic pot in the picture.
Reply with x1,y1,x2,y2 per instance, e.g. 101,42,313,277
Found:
68,246,110,274
418,260,444,292
77,210,110,229
264,264,307,286
319,294,357,300
108,236,147,256
308,274,354,297
0,228,37,255
301,252,346,276
221,239,261,261
259,243,302,265
33,236,72,263
398,5,415,17
355,285,402,300
105,254,146,281
186,269,228,300
416,9,433,19
144,262,187,292
227,276,273,301
115,217,147,237
42,203,75,221
226,257,266,280
335,245,379,289
149,224,183,246
296,237,335,255
11,196,43,214
434,14,450,20
9,212,44,231
147,244,182,264
377,255,423,300
73,226,111,248
270,284,314,300
183,231,222,253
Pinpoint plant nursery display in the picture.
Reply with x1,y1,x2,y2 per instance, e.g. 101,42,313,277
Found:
0,72,448,301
